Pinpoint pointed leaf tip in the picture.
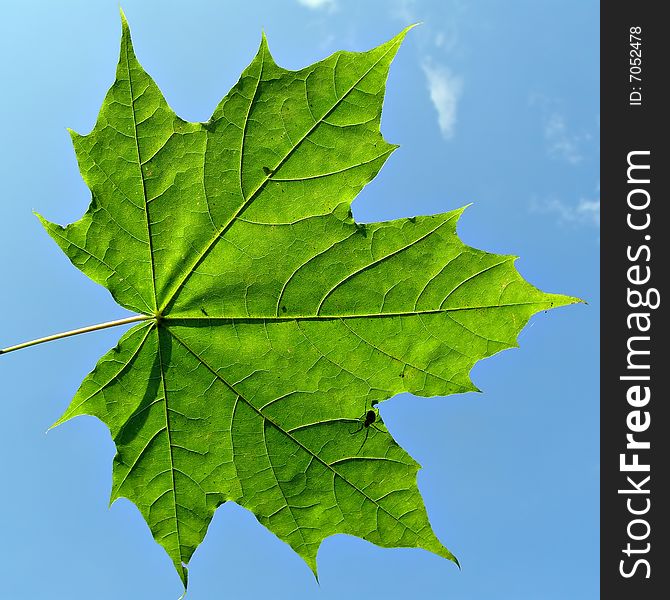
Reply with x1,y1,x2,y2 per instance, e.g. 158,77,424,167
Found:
119,6,134,52
259,30,269,52
257,30,277,66
34,211,59,236
543,292,584,309
66,127,81,142
393,22,419,44
119,7,129,29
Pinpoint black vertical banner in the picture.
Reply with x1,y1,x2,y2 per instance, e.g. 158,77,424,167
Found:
601,3,668,597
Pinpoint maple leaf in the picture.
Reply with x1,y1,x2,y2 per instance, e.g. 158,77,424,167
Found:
18,12,578,592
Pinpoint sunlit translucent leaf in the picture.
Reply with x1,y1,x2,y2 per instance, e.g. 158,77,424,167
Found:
39,12,578,591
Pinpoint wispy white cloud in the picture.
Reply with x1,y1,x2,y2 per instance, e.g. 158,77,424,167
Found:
544,113,586,165
296,0,337,11
392,0,418,24
538,197,600,226
575,198,600,227
532,186,600,228
391,0,460,52
530,94,596,166
390,0,464,140
421,60,463,139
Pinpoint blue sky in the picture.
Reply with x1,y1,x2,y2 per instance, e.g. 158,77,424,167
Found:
0,1,598,598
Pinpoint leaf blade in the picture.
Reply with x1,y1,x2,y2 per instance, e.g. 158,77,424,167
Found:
42,16,579,592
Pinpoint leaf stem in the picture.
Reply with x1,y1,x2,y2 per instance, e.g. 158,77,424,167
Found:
0,314,152,356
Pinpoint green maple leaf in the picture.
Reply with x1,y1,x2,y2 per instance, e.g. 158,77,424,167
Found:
28,13,577,592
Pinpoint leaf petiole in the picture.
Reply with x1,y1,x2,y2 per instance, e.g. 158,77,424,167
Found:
0,314,152,356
